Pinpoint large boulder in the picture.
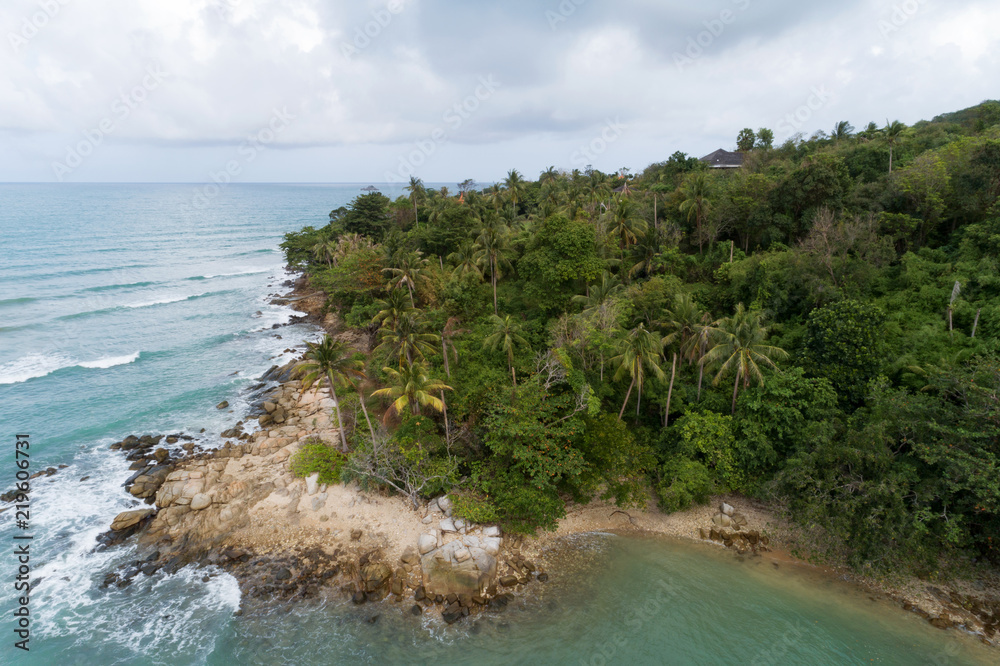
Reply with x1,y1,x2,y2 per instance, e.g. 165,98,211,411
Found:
111,509,155,532
420,539,496,598
361,562,392,595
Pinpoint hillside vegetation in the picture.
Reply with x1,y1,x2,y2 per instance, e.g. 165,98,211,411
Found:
282,101,1000,576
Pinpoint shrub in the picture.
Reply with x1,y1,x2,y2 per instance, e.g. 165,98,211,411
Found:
655,457,712,513
289,439,346,485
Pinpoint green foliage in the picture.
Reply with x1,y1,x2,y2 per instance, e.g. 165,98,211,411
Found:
575,414,656,508
282,99,1000,575
343,192,393,240
289,439,347,485
655,457,713,513
804,300,890,407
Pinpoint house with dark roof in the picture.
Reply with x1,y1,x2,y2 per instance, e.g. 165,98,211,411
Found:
699,149,744,169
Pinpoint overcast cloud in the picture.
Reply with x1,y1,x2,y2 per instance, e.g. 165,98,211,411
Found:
1,0,997,184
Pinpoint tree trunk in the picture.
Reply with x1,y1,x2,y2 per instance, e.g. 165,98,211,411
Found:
729,240,734,262
442,339,451,378
355,383,377,443
665,353,677,426
972,308,981,338
328,373,349,452
697,360,705,401
440,390,450,445
407,282,415,309
413,199,418,227
653,194,658,234
730,372,740,415
618,376,636,421
492,258,498,315
948,307,954,341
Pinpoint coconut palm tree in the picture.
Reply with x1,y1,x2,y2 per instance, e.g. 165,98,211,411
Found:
702,303,788,414
608,198,647,258
485,183,505,211
539,166,559,186
503,169,527,209
473,222,513,315
375,311,439,369
611,324,666,421
440,316,465,379
310,238,339,268
679,171,712,256
484,314,529,387
447,242,482,278
296,336,365,452
832,120,854,142
572,271,622,315
405,176,425,226
372,289,414,332
371,362,451,421
383,250,429,307
884,119,907,173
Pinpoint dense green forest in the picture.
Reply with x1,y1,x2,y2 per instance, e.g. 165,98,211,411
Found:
281,101,1000,576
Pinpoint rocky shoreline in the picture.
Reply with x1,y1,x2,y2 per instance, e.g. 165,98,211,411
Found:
49,272,996,644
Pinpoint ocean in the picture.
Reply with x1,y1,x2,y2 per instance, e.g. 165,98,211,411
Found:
0,183,993,665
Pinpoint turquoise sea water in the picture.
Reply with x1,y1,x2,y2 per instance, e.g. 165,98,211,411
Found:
0,184,994,665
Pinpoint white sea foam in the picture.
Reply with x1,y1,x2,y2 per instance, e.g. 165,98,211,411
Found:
201,268,272,279
0,351,141,384
78,351,141,369
124,294,201,309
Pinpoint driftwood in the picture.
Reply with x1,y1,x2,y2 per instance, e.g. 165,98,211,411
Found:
610,510,637,526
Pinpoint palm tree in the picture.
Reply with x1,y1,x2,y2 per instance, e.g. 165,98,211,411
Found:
474,222,513,315
484,314,529,387
608,198,647,258
503,169,527,209
310,238,338,268
371,362,451,421
679,171,712,255
539,166,559,186
405,176,425,226
832,120,854,142
372,289,414,332
383,250,429,307
375,311,439,369
572,271,622,315
884,120,906,173
485,183,505,211
611,324,666,421
296,336,365,452
447,242,482,278
702,304,788,414
440,317,464,379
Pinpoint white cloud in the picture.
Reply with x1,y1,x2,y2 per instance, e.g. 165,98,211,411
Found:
0,0,997,182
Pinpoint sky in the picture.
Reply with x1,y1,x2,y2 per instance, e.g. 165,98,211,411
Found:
1,0,998,185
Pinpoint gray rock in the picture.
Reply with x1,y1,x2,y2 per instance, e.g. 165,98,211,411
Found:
437,495,453,516
418,533,437,554
482,525,500,538
440,518,457,533
420,540,496,598
305,473,319,496
482,536,502,556
721,502,735,516
216,401,229,410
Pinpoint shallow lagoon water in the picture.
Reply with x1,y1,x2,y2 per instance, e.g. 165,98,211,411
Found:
1,184,994,665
